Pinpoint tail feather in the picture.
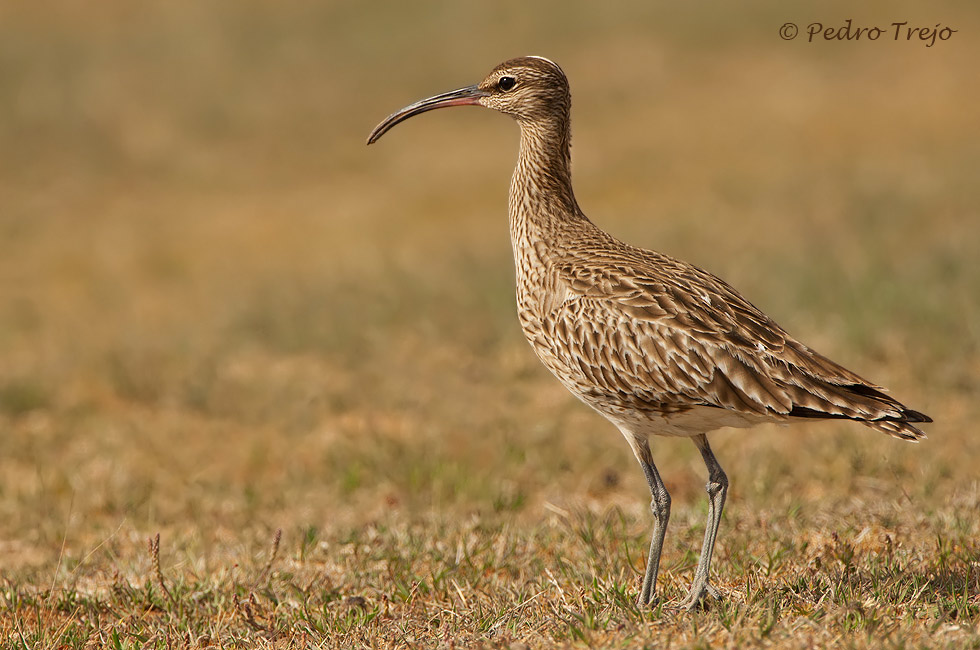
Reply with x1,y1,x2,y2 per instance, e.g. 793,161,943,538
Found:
867,418,929,442
787,382,931,442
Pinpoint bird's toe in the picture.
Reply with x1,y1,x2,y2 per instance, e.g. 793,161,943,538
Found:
636,592,660,610
677,583,722,612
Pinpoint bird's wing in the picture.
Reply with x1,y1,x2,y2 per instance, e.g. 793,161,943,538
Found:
552,241,919,426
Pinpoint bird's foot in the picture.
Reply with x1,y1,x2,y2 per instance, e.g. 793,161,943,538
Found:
677,582,722,612
635,592,660,609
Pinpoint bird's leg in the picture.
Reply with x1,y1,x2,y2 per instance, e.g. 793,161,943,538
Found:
679,433,728,612
632,437,671,608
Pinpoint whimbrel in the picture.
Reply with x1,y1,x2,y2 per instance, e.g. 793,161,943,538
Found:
367,56,931,611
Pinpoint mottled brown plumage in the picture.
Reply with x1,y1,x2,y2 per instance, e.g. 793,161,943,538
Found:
368,56,931,610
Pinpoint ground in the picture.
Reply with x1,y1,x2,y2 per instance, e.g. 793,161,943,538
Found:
1,1,978,648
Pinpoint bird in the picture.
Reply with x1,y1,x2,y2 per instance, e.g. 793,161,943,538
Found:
366,56,931,611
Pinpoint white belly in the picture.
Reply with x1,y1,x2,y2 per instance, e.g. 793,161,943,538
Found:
586,399,775,439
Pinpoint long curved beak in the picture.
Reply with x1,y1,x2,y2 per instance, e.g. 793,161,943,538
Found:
366,84,488,144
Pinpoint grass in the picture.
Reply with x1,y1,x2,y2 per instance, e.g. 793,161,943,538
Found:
1,0,979,647
5,506,979,647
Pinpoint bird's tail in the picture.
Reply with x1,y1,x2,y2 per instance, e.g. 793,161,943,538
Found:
863,408,931,442
786,378,932,442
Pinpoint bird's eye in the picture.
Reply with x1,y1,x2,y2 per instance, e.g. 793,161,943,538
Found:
497,76,517,92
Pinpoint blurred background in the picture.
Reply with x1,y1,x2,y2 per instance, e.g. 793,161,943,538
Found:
1,0,977,577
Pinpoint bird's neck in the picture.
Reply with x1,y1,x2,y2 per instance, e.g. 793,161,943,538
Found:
508,119,586,252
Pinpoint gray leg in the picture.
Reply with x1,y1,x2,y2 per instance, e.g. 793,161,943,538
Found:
634,438,671,608
679,433,728,611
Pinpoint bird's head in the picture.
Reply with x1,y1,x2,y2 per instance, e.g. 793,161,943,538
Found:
367,56,570,144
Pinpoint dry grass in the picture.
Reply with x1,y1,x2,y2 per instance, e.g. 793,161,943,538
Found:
1,0,979,647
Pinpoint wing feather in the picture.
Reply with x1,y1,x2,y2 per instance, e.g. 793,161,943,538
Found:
543,238,929,438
